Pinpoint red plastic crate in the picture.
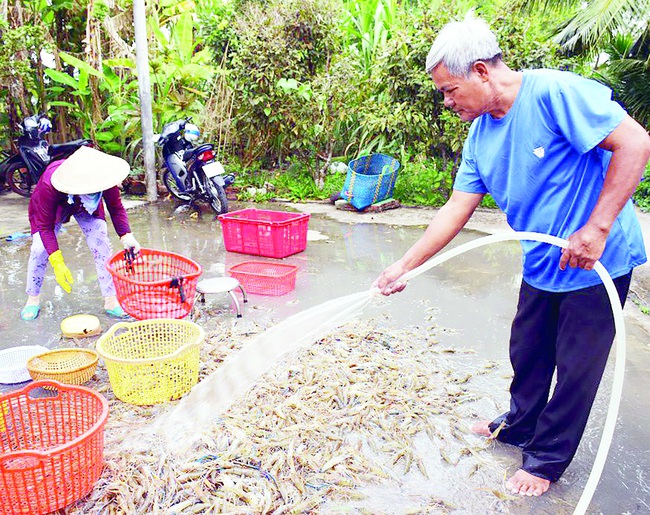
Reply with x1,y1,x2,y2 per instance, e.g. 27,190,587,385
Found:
218,208,310,258
228,261,298,296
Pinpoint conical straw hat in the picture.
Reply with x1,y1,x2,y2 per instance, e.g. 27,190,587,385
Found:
51,146,130,195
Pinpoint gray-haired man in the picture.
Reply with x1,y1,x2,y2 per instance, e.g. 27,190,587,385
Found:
374,15,650,496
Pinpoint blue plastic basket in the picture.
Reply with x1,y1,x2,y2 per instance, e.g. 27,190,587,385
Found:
340,154,401,210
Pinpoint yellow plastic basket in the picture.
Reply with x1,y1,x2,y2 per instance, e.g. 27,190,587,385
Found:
95,319,204,405
27,348,99,385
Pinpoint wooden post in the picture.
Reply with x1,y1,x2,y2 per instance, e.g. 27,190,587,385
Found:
133,0,157,201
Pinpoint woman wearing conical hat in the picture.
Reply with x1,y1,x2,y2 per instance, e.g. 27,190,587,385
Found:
21,146,141,321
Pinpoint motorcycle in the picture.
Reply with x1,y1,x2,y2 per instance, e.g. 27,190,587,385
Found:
1,114,94,197
154,118,234,214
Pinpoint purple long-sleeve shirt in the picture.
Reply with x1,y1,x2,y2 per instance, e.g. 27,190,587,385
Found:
29,159,131,255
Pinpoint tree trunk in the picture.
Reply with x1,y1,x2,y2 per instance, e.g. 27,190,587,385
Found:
51,48,70,142
85,0,103,129
35,48,47,118
0,0,7,23
315,146,332,189
7,0,30,130
51,10,71,141
5,93,20,152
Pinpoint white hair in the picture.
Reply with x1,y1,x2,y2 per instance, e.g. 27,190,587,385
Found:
425,14,502,76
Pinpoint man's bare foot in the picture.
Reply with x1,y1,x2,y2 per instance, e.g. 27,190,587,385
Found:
506,469,550,496
471,420,492,436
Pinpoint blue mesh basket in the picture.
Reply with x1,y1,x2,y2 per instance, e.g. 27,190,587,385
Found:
340,154,401,210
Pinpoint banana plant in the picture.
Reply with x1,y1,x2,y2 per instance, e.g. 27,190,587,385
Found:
148,10,216,126
342,0,399,76
45,51,139,154
43,8,216,157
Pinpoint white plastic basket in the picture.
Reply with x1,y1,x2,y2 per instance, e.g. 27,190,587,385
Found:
0,345,48,384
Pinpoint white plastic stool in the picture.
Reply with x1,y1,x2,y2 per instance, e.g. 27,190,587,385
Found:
196,277,248,318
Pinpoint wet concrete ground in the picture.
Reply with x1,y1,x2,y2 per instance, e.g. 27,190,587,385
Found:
0,198,648,513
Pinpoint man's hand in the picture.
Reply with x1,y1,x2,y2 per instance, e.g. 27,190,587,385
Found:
372,261,409,296
48,250,74,293
559,225,608,271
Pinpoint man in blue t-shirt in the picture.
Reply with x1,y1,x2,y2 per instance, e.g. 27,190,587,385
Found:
373,15,650,497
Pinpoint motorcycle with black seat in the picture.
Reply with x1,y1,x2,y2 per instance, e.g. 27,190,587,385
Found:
0,114,94,197
155,118,234,214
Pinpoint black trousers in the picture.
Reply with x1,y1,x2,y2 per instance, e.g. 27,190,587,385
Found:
488,271,632,482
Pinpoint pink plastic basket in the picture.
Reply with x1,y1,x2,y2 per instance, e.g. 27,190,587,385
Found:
218,208,310,258
227,261,298,296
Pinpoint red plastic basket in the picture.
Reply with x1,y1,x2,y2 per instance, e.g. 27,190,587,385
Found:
0,380,109,515
106,248,203,320
218,208,310,258
228,261,299,296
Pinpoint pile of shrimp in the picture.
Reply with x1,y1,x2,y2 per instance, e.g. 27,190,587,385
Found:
70,315,509,514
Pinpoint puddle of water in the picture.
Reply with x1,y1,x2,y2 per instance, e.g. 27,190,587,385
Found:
0,200,647,513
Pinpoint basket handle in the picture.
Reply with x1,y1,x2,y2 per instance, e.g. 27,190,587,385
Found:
21,379,66,398
0,449,49,470
105,321,134,338
0,380,67,470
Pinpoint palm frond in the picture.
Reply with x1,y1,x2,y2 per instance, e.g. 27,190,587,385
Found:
597,57,650,127
606,33,636,59
519,0,580,14
554,0,650,51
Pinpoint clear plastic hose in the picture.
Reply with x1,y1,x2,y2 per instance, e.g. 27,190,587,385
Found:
400,231,625,515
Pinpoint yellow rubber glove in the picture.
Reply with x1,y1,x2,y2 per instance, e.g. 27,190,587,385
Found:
48,250,74,293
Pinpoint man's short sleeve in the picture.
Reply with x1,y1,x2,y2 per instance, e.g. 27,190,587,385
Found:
547,74,625,155
453,132,489,194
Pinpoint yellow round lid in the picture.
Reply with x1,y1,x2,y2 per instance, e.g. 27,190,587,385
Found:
60,314,102,338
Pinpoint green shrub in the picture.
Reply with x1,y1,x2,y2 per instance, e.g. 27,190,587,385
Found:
354,6,456,161
224,0,343,166
393,158,453,206
234,158,346,202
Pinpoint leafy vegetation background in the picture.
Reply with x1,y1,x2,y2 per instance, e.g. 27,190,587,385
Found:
1,0,648,208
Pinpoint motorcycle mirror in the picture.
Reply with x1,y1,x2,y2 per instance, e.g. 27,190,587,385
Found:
23,117,38,129
38,117,52,134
